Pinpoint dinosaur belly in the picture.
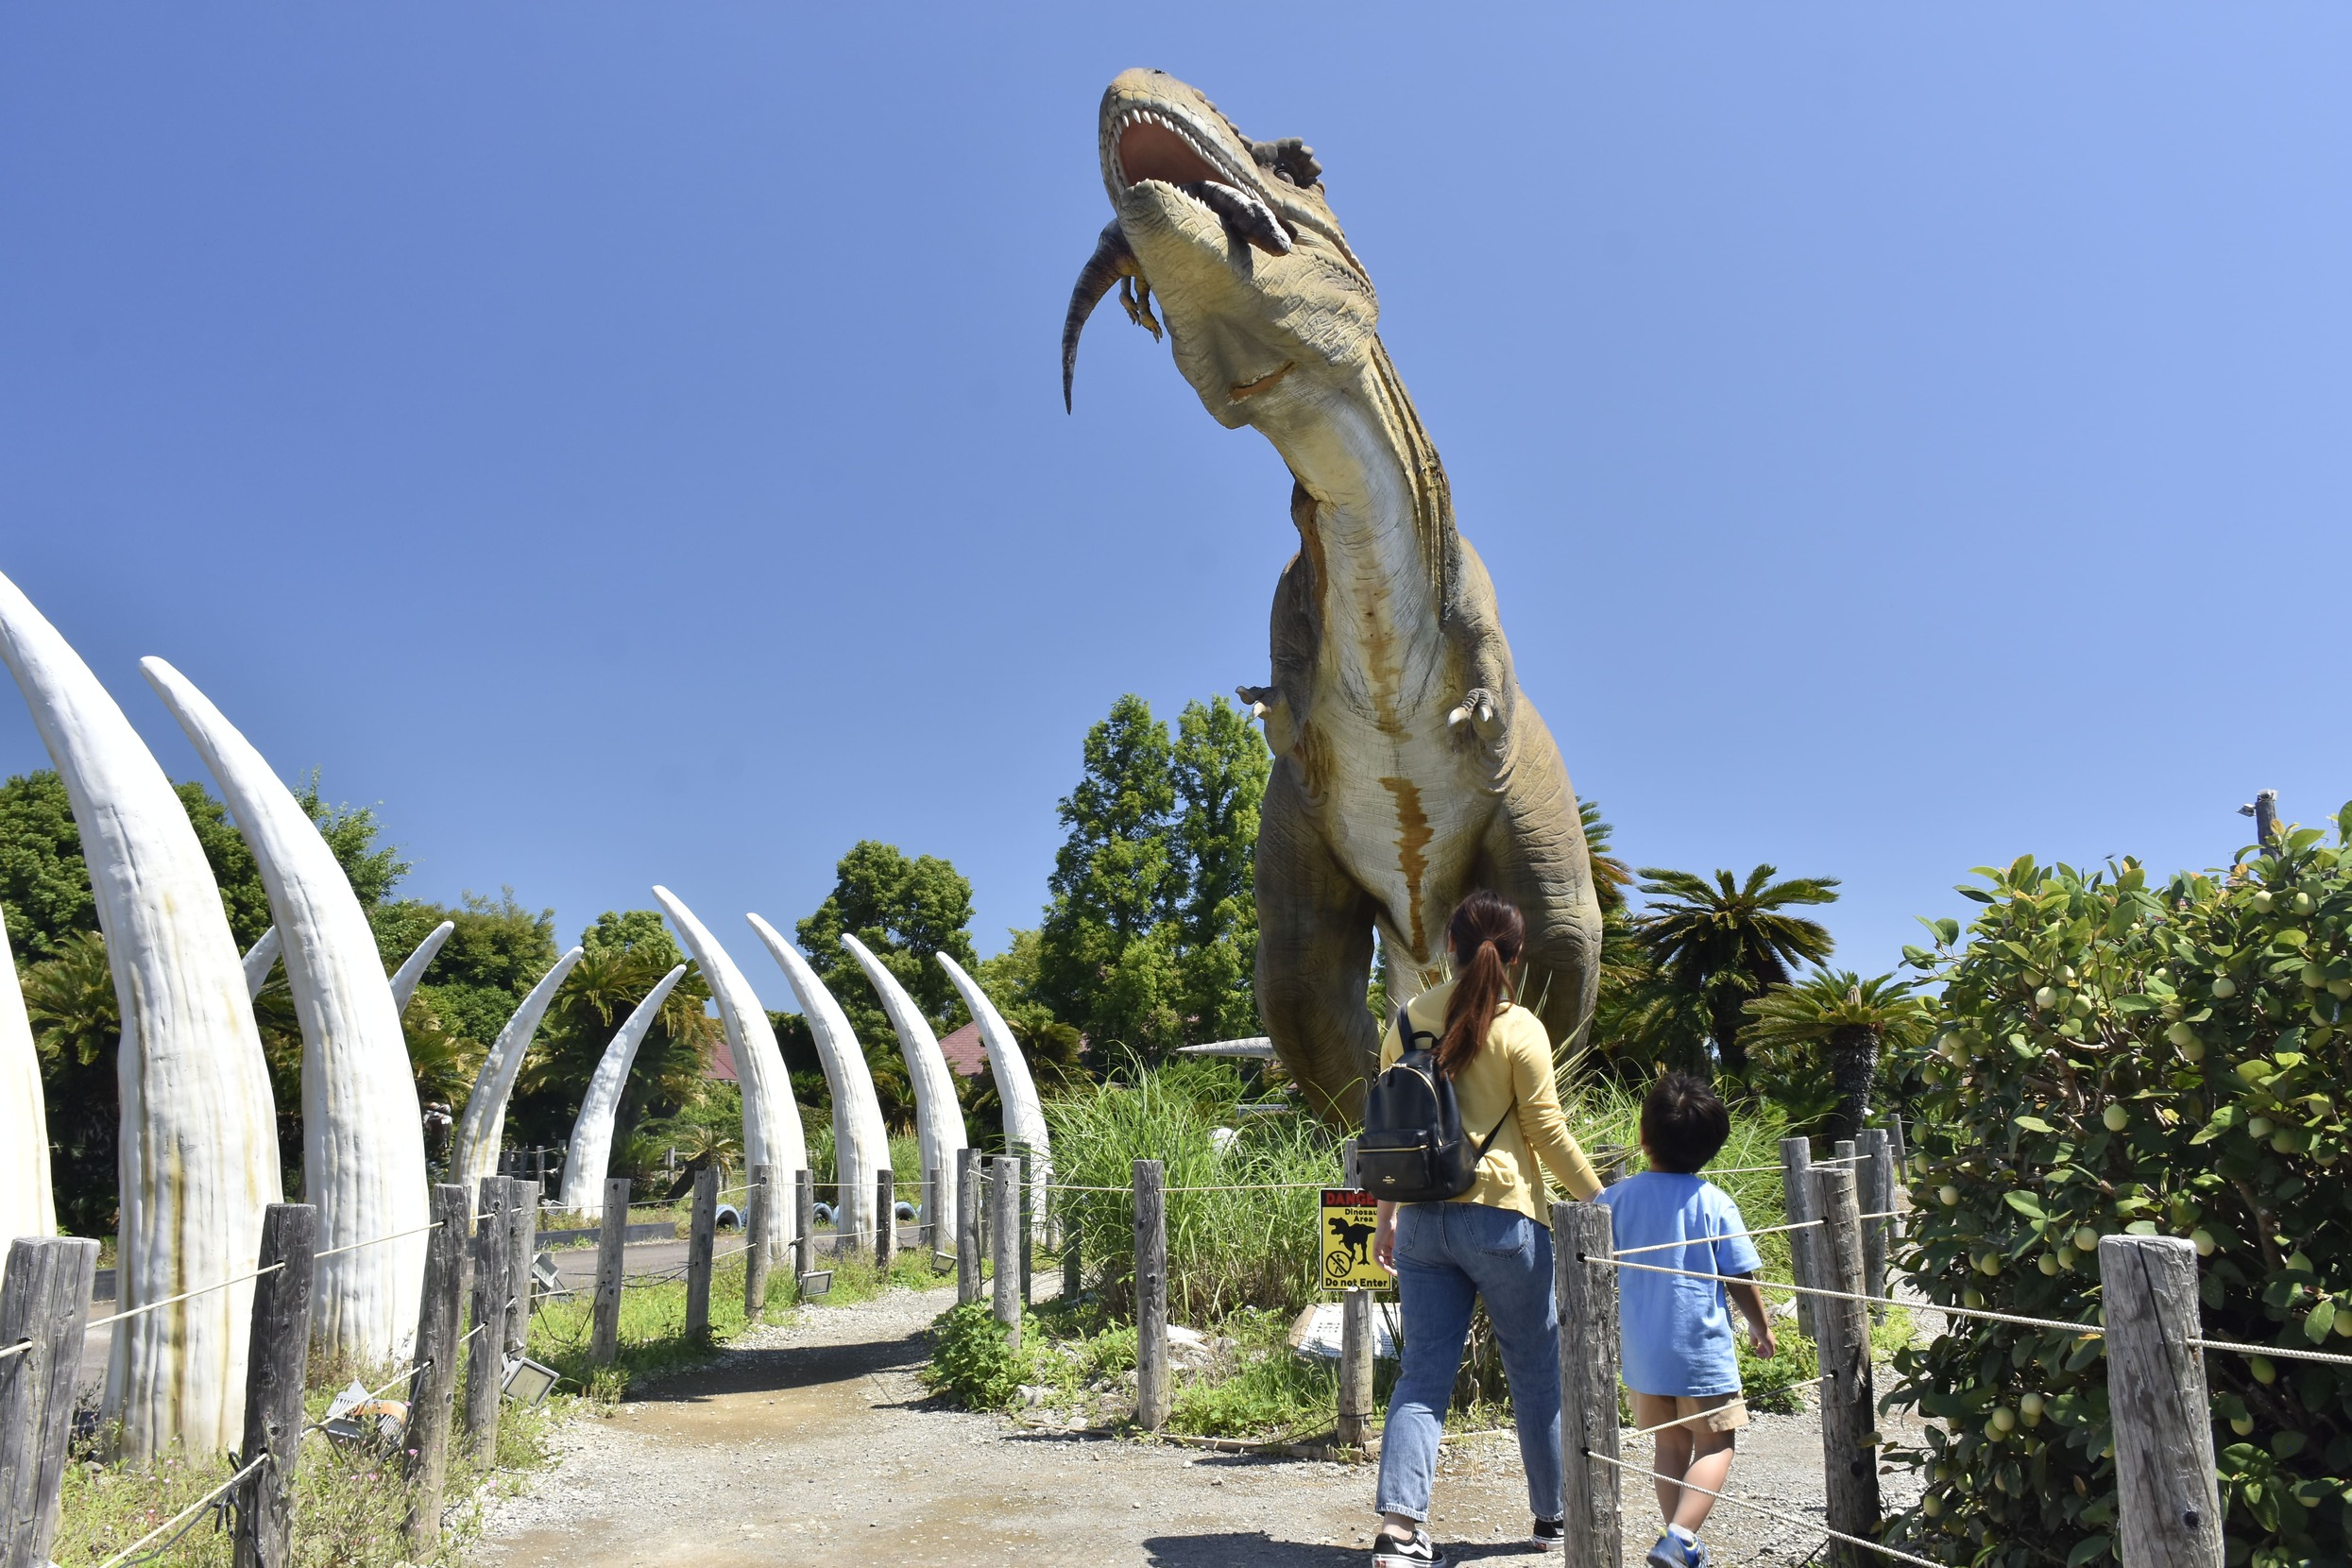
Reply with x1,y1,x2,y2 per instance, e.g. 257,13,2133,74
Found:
1315,727,1484,977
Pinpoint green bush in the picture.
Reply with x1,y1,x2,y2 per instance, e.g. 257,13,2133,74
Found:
924,1303,1030,1410
1889,813,2352,1567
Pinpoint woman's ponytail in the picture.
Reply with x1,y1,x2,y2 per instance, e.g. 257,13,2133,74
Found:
1437,890,1526,1077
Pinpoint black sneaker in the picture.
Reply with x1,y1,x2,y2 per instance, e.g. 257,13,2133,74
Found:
1372,1526,1447,1567
1532,1516,1565,1549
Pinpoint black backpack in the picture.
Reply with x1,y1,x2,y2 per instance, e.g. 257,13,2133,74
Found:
1356,1025,1516,1202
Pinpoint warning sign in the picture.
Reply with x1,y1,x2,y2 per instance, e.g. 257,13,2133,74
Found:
1320,1188,1389,1290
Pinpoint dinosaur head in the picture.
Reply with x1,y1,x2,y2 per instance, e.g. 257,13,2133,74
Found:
1063,69,1378,427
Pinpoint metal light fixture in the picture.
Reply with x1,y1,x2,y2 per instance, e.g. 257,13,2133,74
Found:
502,1355,560,1406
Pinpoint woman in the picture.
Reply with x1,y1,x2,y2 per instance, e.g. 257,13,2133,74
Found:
1372,891,1603,1568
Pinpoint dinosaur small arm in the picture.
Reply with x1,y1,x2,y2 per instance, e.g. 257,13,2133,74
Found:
1065,70,1603,1124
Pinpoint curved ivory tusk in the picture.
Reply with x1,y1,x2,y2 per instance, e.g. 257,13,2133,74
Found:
142,657,433,1364
746,916,891,1252
557,963,689,1219
0,904,55,1279
451,946,585,1194
241,926,281,999
0,571,280,1459
652,888,803,1253
840,935,965,1239
388,920,455,1012
935,952,1051,1240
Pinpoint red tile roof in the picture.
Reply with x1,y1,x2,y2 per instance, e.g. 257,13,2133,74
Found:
706,1037,739,1083
935,1022,988,1079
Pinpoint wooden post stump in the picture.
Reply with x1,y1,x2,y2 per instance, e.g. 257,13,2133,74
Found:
2101,1235,2223,1567
0,1236,99,1568
235,1203,315,1568
1336,1287,1375,1449
793,1168,815,1290
1133,1159,1168,1431
878,1169,897,1276
743,1164,774,1321
921,1166,938,1252
992,1157,1021,1346
1858,1127,1893,1318
1556,1202,1621,1568
686,1166,718,1339
406,1184,469,1553
1779,1135,1819,1340
504,1176,537,1351
1016,1154,1033,1306
464,1177,510,1459
1809,1166,1881,1567
956,1148,981,1307
1062,1227,1082,1301
590,1176,629,1364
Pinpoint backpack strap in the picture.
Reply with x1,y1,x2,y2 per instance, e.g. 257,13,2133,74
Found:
1473,1096,1518,1158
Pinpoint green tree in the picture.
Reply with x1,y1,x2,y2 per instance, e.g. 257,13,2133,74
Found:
1740,969,1932,1145
1171,695,1270,1043
784,842,979,1128
1632,864,1839,1078
384,889,561,1051
973,928,1083,1089
20,929,119,1234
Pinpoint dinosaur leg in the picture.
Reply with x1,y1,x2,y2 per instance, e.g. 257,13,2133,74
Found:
1478,707,1603,1068
1255,766,1383,1126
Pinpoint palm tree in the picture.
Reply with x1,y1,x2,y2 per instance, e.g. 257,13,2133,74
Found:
1633,865,1839,1077
1742,970,1932,1145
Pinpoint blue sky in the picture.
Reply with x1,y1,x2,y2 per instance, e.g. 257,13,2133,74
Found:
2,7,2345,1011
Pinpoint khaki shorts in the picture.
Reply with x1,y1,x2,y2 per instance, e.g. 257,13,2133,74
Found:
1630,1389,1748,1436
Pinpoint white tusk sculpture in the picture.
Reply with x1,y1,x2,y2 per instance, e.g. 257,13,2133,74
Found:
840,935,964,1241
451,946,586,1195
241,926,281,998
0,570,280,1459
937,952,1052,1240
652,888,803,1254
557,963,689,1219
388,919,455,1012
143,657,432,1364
746,916,889,1253
0,905,56,1284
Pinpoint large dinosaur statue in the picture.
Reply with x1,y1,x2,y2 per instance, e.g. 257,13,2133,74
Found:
1064,69,1602,1123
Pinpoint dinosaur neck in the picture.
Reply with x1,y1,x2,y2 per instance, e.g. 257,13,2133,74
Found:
1260,341,1457,726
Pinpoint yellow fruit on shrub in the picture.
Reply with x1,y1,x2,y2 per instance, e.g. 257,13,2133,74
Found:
1965,1288,1986,1308
2183,1039,2207,1063
2214,976,2238,998
2294,891,2314,914
1978,1252,2003,1275
2057,1244,2078,1268
1989,1406,2016,1434
2233,1415,2257,1437
2252,1355,2276,1385
2037,1254,2059,1276
2103,1104,2129,1132
2073,1226,2100,1253
2248,1116,2274,1139
2035,985,2060,1011
2020,1391,2045,1423
2331,978,2351,1000
2192,1230,2216,1256
2165,1021,2198,1048
2274,1128,2300,1153
2254,892,2275,912
1921,1493,1943,1518
1938,1185,1961,1207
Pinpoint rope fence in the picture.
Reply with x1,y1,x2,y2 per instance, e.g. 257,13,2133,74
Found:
1585,1450,1946,1568
92,1454,268,1568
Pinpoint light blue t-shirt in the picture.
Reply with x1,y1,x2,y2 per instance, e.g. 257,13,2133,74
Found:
1595,1171,1762,1398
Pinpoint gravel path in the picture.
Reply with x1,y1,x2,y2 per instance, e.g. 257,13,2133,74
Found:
476,1278,1925,1566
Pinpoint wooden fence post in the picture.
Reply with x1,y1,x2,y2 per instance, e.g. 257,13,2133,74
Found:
504,1177,536,1352
1133,1159,1168,1431
1858,1127,1893,1318
464,1177,509,1458
234,1203,315,1568
1337,1138,1374,1449
743,1164,773,1321
1062,1222,1082,1301
590,1176,629,1364
1779,1136,1819,1340
1809,1166,1881,1566
957,1148,981,1307
685,1166,718,1340
405,1184,469,1553
2101,1236,2224,1567
877,1169,897,1276
920,1166,938,1253
793,1169,815,1290
1556,1202,1621,1568
992,1157,1021,1346
1880,1119,1909,1248
1016,1153,1033,1306
0,1235,99,1568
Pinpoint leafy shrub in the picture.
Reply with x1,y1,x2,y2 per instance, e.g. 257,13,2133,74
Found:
924,1303,1030,1410
1889,814,2352,1567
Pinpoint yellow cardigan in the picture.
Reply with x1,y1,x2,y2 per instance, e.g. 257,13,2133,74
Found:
1378,978,1602,1224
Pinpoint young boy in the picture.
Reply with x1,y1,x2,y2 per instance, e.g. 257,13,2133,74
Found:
1596,1073,1777,1568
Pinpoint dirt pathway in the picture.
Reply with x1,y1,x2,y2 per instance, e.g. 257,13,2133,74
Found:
477,1282,1923,1567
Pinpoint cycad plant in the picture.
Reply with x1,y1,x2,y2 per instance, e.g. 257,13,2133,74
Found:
1741,969,1932,1145
1633,864,1839,1077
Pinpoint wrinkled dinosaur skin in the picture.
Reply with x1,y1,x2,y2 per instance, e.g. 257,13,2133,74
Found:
1065,70,1602,1123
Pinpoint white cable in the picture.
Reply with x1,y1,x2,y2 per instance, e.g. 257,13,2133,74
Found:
86,1263,287,1330
1585,1450,1943,1568
1592,1254,2102,1338
94,1454,269,1568
315,1219,443,1259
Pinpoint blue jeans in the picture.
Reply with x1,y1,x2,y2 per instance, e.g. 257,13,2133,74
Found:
1374,1201,1563,1524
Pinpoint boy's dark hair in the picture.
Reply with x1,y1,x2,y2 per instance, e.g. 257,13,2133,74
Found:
1641,1072,1731,1174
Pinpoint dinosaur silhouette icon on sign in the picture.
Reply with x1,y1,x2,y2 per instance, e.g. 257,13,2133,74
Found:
1327,1216,1377,1268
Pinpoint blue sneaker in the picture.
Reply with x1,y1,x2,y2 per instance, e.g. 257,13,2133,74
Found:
1646,1534,1711,1568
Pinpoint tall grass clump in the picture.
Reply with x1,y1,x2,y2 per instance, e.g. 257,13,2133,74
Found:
1046,1057,1339,1323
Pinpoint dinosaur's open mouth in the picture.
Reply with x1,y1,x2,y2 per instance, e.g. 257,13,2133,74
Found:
1110,107,1291,258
